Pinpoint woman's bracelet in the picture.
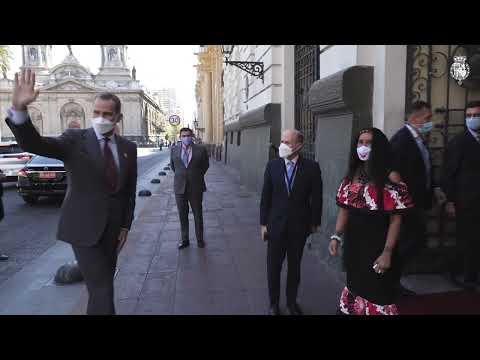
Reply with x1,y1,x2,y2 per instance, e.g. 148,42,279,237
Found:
330,234,342,244
383,246,393,253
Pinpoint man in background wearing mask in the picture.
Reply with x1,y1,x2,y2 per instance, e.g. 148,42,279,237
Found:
442,100,480,291
170,128,209,250
260,129,322,315
390,100,446,296
5,69,137,315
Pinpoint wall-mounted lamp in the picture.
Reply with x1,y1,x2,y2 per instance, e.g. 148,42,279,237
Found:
221,45,264,81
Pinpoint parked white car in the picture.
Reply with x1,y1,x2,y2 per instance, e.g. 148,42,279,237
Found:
0,142,33,182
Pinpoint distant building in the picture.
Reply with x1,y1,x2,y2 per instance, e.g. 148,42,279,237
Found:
0,45,166,142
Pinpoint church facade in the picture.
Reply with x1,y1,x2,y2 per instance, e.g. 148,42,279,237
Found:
0,45,166,143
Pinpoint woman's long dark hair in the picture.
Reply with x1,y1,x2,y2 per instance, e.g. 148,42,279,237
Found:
345,127,393,210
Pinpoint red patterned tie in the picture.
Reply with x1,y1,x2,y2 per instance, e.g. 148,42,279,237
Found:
103,137,118,193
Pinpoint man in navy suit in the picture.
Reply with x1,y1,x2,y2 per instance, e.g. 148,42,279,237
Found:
260,129,323,315
390,101,446,296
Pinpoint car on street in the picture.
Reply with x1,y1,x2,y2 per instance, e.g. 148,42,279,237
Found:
0,142,33,182
17,155,67,204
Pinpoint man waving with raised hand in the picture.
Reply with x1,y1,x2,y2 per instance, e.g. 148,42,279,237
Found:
5,68,138,315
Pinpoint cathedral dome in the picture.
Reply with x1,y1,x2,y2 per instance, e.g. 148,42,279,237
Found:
49,54,94,83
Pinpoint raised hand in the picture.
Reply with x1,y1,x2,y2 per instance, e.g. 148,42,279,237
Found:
12,68,40,111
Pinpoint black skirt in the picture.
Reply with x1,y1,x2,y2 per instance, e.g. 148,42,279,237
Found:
342,208,401,305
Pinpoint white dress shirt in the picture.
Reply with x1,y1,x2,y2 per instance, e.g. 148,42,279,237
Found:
92,126,120,171
181,144,192,166
468,128,480,143
284,154,299,194
7,107,120,170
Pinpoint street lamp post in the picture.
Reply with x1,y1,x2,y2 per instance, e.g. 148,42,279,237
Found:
221,45,264,81
193,119,199,138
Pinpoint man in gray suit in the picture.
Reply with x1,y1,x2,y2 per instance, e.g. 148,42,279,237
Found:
170,128,209,249
5,69,137,315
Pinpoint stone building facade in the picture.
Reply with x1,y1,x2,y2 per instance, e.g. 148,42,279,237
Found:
221,45,294,193
0,45,165,143
219,44,480,274
194,45,224,149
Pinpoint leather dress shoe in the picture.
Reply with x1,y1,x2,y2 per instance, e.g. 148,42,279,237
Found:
0,254,8,261
448,272,476,291
197,240,205,248
178,242,190,250
287,303,303,315
269,304,281,315
461,278,478,292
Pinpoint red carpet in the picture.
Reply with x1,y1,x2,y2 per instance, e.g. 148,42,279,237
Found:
397,291,480,315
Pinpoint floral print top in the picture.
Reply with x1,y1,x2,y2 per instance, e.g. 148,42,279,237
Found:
336,178,414,212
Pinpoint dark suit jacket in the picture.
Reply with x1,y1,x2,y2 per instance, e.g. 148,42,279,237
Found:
260,157,323,240
5,117,137,246
441,130,480,211
170,144,209,195
390,126,433,210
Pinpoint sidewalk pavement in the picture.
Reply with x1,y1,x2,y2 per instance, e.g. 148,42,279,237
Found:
70,156,464,315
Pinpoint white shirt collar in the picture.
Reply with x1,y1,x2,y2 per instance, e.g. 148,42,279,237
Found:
284,155,299,166
405,123,421,140
93,127,116,144
468,127,480,142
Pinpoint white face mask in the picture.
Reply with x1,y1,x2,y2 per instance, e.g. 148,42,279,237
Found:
278,143,293,159
92,116,116,135
357,145,371,161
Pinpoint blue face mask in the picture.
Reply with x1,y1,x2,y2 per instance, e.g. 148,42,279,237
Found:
181,136,193,146
419,121,433,135
466,116,480,131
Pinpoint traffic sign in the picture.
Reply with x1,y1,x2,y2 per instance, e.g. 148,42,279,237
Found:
169,115,181,126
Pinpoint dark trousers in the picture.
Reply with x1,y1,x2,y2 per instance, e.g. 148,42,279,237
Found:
267,225,307,306
72,211,121,315
397,209,427,274
454,210,480,282
175,187,204,244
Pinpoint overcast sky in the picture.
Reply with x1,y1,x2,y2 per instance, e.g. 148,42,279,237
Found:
7,45,198,126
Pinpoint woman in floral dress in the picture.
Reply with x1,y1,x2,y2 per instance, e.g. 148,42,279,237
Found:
329,128,414,315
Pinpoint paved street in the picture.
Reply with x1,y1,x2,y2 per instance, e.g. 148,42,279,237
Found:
0,148,170,287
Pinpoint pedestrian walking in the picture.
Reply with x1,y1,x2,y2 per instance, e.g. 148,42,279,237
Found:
170,127,209,249
390,101,446,296
330,128,414,315
260,129,323,315
442,100,480,291
5,69,138,315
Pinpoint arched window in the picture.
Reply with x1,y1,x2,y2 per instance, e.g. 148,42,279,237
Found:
29,106,43,135
60,102,85,131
